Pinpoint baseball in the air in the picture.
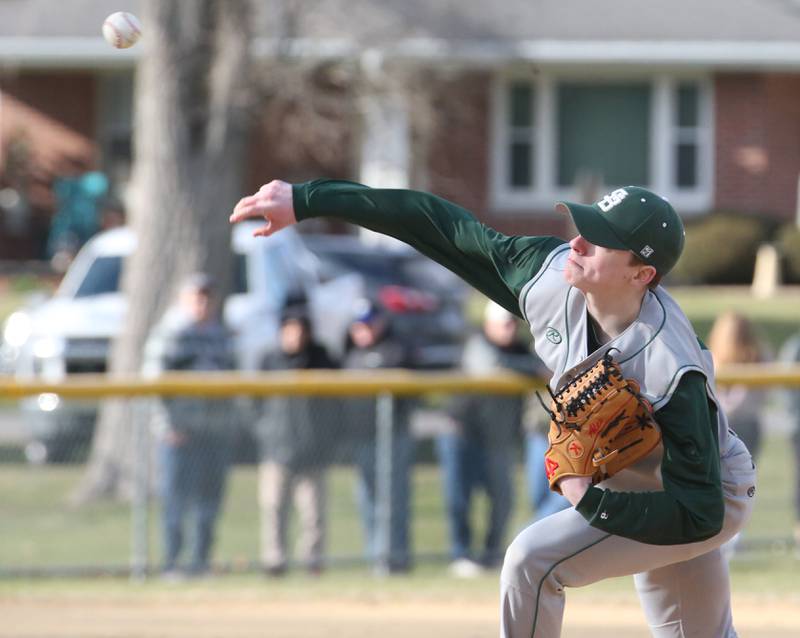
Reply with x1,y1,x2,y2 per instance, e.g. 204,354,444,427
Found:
102,11,142,49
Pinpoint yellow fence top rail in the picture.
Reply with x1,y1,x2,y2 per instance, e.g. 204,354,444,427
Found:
0,364,799,399
0,370,544,399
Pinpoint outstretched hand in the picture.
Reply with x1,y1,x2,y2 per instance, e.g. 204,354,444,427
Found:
230,180,297,237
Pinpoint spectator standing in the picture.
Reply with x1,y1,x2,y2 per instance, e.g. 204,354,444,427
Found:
707,311,768,459
144,273,237,579
342,299,416,573
256,300,339,576
707,311,768,558
438,301,536,577
779,331,800,551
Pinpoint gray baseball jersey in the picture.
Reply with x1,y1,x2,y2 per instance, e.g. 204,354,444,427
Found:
291,179,757,637
506,244,754,637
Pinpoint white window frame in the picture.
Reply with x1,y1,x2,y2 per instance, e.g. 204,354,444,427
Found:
490,69,714,216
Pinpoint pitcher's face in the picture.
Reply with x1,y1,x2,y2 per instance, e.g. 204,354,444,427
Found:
564,235,644,294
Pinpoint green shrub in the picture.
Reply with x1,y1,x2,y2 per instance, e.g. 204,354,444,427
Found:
777,223,800,284
670,213,772,285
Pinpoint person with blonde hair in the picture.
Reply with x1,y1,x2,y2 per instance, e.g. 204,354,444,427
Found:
778,330,800,553
707,311,767,459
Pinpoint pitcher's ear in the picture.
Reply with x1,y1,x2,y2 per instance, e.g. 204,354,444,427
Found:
635,264,658,286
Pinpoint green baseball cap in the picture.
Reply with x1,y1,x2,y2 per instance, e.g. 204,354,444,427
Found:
556,186,685,276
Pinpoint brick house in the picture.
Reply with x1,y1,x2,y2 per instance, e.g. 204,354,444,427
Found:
1,0,799,258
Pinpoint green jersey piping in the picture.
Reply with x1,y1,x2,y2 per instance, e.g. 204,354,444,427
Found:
561,286,576,377
618,291,668,364
654,363,707,411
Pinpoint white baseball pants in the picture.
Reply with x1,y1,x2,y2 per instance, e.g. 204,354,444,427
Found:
500,435,756,637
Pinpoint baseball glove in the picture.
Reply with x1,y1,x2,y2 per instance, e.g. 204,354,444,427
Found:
541,350,661,494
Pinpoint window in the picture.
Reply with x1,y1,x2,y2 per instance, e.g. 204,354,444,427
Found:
492,73,713,213
73,252,247,298
98,72,134,173
674,83,700,189
558,83,650,187
508,82,535,188
233,253,248,294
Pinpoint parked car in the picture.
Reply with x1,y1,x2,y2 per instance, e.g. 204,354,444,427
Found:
302,234,469,369
0,224,361,463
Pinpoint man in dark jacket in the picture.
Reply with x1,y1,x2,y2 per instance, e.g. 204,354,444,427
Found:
341,299,416,573
144,273,236,578
257,301,338,575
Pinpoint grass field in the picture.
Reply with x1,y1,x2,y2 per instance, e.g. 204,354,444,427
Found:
1,432,797,572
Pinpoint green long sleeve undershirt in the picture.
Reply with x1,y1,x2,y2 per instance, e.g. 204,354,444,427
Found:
293,178,725,545
294,179,563,318
576,372,724,544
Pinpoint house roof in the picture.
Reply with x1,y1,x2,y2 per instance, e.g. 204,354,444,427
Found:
2,0,800,68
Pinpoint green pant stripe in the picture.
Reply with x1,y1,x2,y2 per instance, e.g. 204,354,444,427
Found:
529,533,614,638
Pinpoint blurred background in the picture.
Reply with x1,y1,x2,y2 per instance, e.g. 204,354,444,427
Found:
1,1,800,637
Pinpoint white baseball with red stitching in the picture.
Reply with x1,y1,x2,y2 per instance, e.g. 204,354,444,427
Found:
102,12,142,49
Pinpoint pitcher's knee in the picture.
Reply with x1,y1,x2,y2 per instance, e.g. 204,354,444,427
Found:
501,533,546,592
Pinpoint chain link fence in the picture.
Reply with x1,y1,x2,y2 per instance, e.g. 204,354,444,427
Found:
0,367,798,579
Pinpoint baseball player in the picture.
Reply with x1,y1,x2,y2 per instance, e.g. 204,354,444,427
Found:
231,179,757,637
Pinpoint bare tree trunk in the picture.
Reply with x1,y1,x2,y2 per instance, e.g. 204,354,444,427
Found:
72,0,253,504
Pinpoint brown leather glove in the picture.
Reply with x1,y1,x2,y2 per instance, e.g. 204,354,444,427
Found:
542,351,661,494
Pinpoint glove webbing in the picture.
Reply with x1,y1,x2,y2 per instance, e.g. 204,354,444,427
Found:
536,350,621,434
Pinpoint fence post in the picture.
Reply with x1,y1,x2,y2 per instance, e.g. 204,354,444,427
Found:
374,392,394,575
130,398,150,581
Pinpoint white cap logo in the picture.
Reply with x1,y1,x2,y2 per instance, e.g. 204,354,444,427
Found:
597,188,629,213
640,245,654,258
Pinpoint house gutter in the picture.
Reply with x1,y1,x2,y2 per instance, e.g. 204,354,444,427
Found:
1,37,800,70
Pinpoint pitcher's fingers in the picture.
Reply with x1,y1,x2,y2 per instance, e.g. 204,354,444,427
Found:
234,193,255,208
253,222,274,237
230,204,262,223
230,203,249,221
232,197,256,216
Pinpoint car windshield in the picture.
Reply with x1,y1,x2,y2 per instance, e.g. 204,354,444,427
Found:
73,254,248,298
74,256,122,297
